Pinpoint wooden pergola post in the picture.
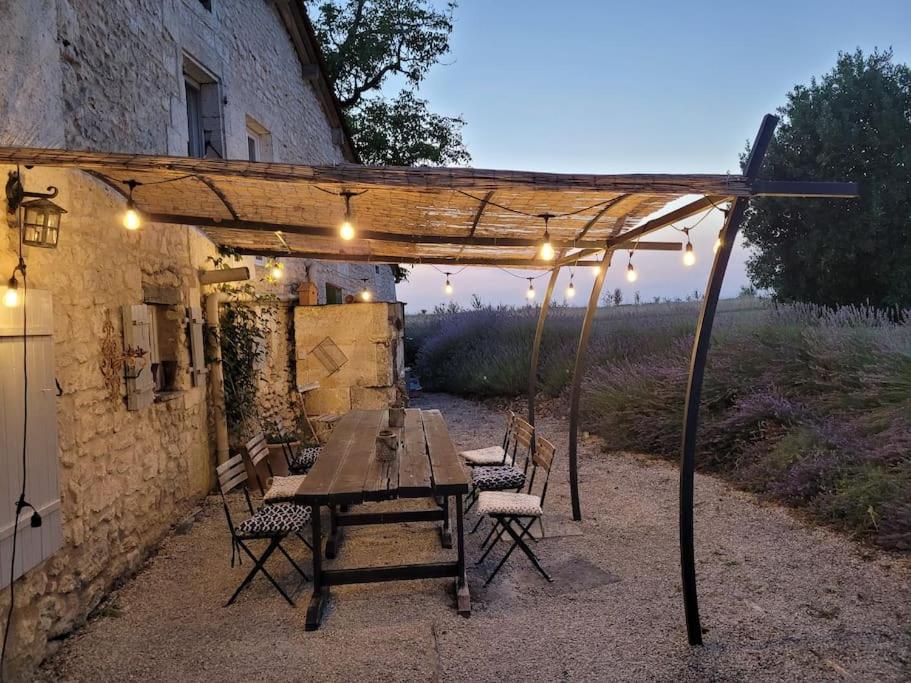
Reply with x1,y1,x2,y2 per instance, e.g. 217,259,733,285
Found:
527,264,562,428
567,248,613,521
678,114,779,645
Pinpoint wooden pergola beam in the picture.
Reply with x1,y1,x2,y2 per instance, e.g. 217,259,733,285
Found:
146,212,681,251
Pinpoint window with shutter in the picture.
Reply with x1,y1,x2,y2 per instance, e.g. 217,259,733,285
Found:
121,304,154,411
187,306,207,387
1,289,63,588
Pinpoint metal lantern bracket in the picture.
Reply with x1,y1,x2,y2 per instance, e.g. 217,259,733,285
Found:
6,170,59,214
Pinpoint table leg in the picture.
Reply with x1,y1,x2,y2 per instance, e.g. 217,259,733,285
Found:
306,504,327,630
455,494,471,617
326,504,343,559
439,495,453,549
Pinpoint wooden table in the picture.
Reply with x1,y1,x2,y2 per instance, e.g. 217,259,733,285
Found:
286,408,471,630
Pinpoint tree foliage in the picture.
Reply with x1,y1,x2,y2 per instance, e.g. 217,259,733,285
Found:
307,0,469,166
742,49,911,308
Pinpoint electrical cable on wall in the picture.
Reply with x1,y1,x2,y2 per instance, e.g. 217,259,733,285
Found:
0,196,40,680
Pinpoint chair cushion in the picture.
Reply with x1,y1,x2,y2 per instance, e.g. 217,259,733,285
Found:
477,491,543,517
472,465,525,491
459,445,511,466
236,502,311,536
263,475,307,503
289,446,321,472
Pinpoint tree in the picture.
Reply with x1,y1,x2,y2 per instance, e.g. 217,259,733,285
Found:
307,0,469,167
741,49,911,308
612,288,623,307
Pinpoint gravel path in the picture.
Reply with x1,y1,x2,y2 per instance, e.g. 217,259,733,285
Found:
39,394,910,682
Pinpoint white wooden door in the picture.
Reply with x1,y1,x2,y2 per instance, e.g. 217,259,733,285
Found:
0,289,63,588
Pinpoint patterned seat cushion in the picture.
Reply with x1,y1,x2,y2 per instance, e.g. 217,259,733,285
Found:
459,446,511,466
236,502,311,536
472,465,525,491
289,446,321,472
477,491,543,517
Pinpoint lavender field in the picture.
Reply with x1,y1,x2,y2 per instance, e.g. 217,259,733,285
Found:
406,299,911,551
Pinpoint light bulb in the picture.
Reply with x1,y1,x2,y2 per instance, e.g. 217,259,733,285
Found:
526,284,535,300
539,233,555,261
340,221,355,241
123,205,141,231
270,263,284,280
566,281,575,298
361,288,372,301
683,242,696,266
626,263,638,283
591,265,602,277
713,236,722,254
3,279,19,308
444,279,453,295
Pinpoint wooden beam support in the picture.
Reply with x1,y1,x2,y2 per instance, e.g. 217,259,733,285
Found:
527,261,562,428
234,247,561,269
750,179,859,198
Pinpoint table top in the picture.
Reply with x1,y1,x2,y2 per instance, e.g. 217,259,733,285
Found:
291,408,469,505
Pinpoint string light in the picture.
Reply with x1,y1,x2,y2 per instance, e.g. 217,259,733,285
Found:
3,258,25,308
267,260,284,281
359,278,372,301
538,213,555,261
443,272,453,295
339,190,356,240
122,180,141,231
526,277,535,300
682,228,696,267
591,263,602,277
626,250,638,283
565,271,576,299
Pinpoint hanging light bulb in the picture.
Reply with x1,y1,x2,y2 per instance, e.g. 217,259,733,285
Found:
359,278,372,301
565,273,576,299
682,229,696,266
444,272,453,296
270,261,284,280
591,263,602,277
538,214,555,261
123,180,141,231
526,278,535,300
626,251,638,283
3,275,19,308
339,191,356,240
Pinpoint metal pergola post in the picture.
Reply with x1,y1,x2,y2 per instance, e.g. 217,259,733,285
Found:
567,249,613,521
678,114,779,646
527,264,562,427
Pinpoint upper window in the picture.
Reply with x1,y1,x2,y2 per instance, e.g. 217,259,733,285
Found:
325,283,344,305
245,116,273,162
183,57,224,159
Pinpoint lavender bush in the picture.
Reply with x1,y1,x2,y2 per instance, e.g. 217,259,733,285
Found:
407,300,911,551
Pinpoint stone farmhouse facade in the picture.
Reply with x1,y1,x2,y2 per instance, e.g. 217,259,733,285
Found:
0,0,394,675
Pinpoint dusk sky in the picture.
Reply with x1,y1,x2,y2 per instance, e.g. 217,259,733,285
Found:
397,0,911,313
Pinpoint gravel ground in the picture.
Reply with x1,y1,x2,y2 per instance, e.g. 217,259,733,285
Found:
38,393,910,682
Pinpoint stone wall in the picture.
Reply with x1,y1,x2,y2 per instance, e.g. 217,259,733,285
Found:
0,0,391,676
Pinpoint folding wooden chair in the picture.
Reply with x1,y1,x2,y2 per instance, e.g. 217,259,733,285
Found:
294,383,340,445
474,436,557,585
273,418,321,474
459,410,518,467
215,454,312,607
464,415,534,523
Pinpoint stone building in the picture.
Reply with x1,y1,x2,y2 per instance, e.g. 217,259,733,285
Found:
0,0,394,676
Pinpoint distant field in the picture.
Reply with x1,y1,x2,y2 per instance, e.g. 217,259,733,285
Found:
405,298,911,551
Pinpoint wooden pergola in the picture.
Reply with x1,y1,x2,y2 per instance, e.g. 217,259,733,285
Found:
0,114,858,645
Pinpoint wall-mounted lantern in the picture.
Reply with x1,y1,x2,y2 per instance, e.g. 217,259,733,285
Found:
6,171,66,248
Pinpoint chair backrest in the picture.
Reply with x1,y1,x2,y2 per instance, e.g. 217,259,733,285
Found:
242,432,273,494
507,415,535,469
501,411,517,449
216,454,248,495
525,435,556,507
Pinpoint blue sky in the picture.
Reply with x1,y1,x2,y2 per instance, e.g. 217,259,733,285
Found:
397,0,911,312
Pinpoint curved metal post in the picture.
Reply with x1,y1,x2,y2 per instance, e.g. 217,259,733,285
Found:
679,114,778,646
527,264,562,426
567,250,613,521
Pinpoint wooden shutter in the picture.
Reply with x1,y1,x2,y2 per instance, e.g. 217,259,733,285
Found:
0,289,63,588
187,305,207,387
121,304,154,411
